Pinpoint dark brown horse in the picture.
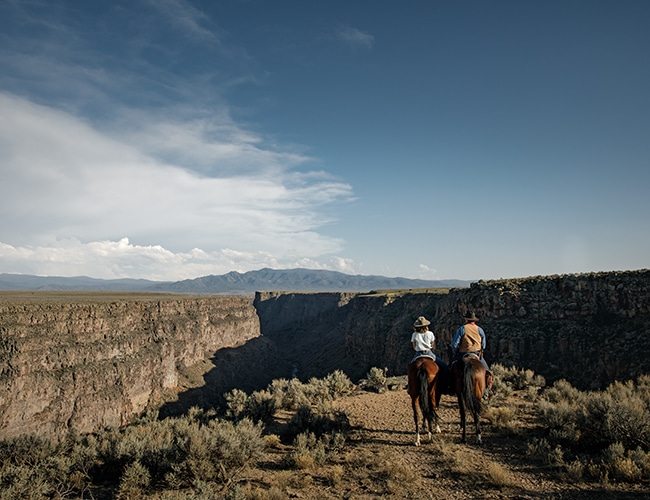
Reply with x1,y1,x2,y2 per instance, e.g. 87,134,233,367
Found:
407,356,442,446
450,354,486,444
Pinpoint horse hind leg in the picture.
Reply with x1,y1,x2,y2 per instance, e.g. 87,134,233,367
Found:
430,387,441,434
412,399,421,447
474,410,482,445
458,399,467,444
430,403,441,435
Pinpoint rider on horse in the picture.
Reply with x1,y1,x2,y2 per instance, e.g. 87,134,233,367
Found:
410,316,451,393
450,311,493,399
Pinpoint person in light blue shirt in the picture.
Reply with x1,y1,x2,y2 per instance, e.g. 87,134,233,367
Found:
450,312,488,370
450,312,492,399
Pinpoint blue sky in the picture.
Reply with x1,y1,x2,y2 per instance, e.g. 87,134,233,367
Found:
0,0,648,282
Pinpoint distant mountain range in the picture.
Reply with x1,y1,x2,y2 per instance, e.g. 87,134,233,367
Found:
0,269,472,294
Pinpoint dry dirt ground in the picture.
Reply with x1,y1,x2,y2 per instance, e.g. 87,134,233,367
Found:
236,379,650,500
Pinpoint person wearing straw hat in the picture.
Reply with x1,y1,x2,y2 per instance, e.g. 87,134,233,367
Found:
410,316,436,363
451,311,493,398
410,315,450,383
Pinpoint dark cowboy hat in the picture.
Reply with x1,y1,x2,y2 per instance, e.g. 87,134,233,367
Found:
464,312,479,322
413,316,431,328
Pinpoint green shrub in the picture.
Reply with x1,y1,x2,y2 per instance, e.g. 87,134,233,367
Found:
0,463,49,500
117,460,150,500
489,373,512,403
0,434,56,466
95,416,176,479
164,417,264,488
281,378,312,410
541,379,583,404
324,370,353,398
0,433,96,499
304,377,333,406
525,438,564,467
244,389,279,423
364,367,388,393
601,442,650,482
492,363,546,391
287,403,349,439
283,431,345,469
536,375,650,483
224,388,248,420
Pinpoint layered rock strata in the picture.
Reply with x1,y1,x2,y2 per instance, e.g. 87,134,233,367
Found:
0,293,258,439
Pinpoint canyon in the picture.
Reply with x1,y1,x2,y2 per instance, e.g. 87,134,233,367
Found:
1,269,648,440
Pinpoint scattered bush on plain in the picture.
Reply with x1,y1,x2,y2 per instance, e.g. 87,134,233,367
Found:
361,366,388,393
0,371,355,497
536,374,650,482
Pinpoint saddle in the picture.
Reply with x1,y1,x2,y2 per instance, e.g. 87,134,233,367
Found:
410,353,436,364
450,353,493,399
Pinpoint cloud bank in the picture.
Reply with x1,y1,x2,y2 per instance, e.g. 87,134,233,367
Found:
0,93,355,280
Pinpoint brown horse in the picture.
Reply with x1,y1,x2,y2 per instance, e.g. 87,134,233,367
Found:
450,354,486,444
407,356,442,446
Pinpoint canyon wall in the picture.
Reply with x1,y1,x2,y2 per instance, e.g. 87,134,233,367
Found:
0,293,259,439
254,269,650,389
1,269,648,440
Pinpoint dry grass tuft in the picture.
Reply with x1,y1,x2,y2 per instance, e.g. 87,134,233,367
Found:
325,464,345,486
484,460,518,488
264,434,281,449
381,458,419,495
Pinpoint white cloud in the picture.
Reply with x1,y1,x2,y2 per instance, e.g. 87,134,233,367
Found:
0,92,355,279
336,26,375,50
418,264,438,279
0,239,360,281
111,107,309,177
147,0,223,45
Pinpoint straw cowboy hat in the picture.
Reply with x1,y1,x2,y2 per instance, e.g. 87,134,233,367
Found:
413,316,431,328
464,312,479,322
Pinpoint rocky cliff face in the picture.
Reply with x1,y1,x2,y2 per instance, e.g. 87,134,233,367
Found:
255,270,650,390
449,270,650,389
0,293,258,439
1,270,648,440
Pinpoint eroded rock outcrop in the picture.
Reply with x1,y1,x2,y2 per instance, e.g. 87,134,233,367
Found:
0,293,258,439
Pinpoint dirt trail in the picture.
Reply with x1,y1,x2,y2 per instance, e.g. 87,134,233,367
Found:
246,382,650,499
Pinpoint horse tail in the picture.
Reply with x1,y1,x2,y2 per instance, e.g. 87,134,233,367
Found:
417,365,431,420
463,360,481,416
